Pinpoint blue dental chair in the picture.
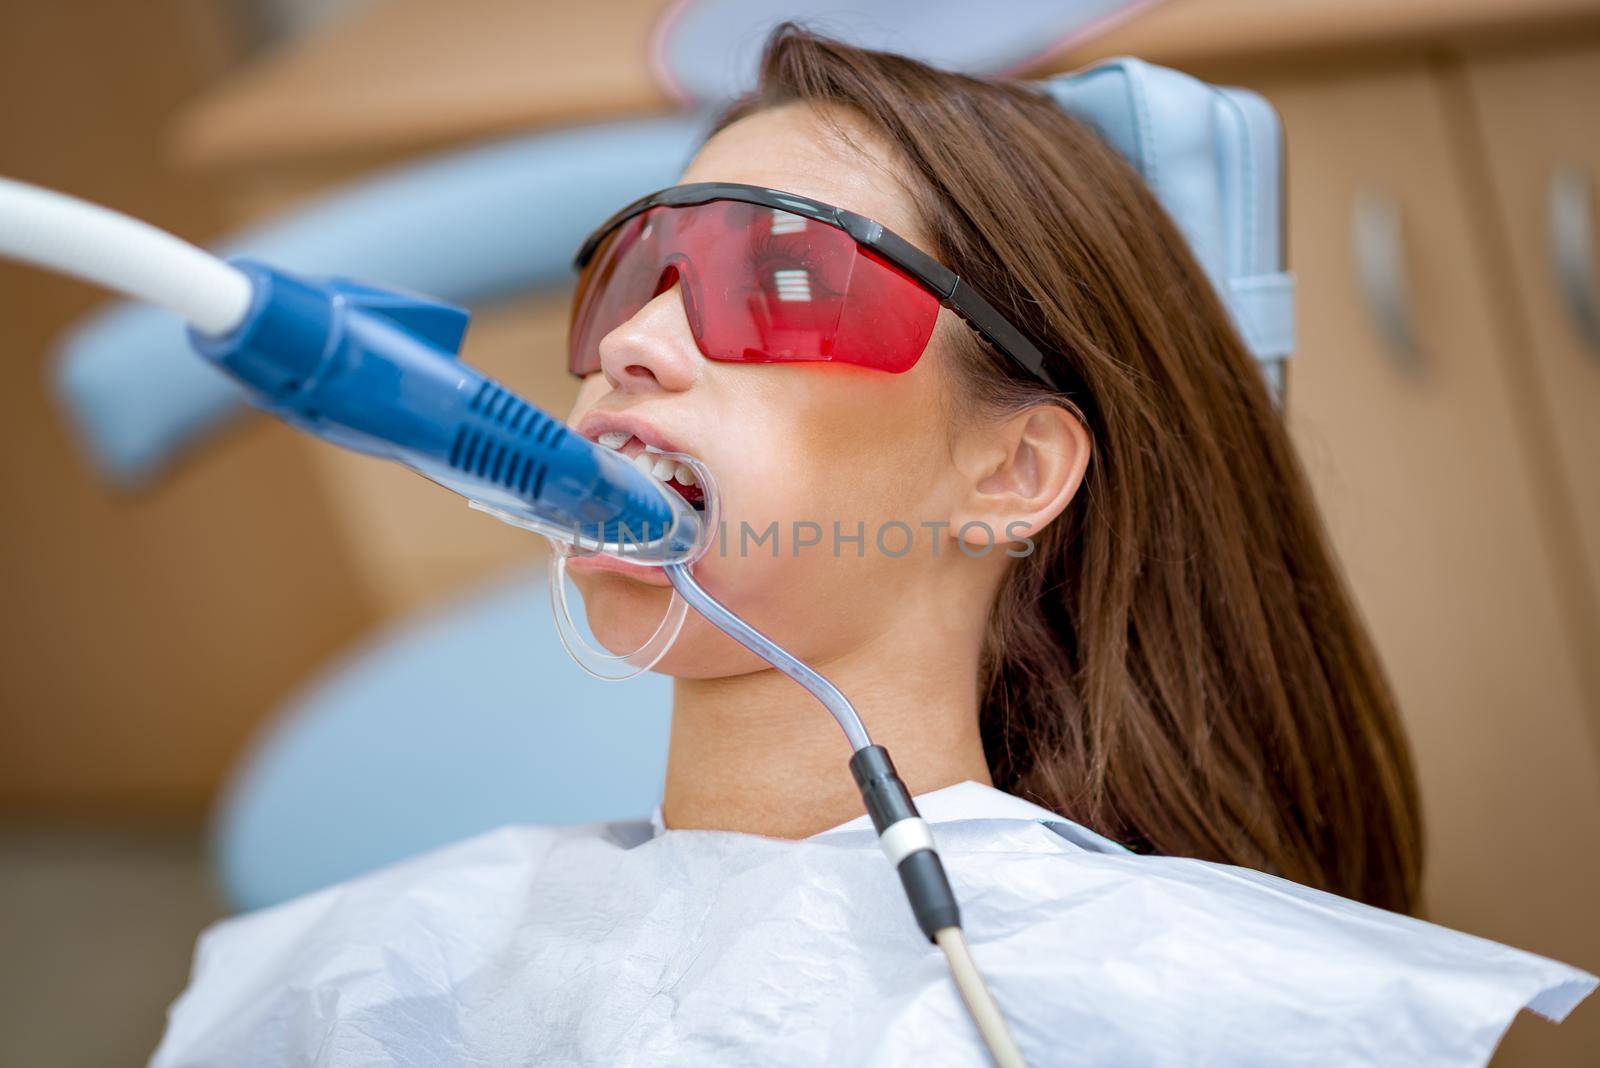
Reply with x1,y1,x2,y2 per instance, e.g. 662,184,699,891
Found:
212,568,671,912
52,23,1287,912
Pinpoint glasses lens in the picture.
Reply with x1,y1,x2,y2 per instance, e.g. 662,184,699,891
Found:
690,202,938,372
568,209,663,377
567,199,940,377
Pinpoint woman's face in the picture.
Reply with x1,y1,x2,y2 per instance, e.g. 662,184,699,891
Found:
566,102,976,676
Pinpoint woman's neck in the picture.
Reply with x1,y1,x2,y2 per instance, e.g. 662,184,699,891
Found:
660,628,994,839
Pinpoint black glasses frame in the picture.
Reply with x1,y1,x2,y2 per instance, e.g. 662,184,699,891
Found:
574,181,1064,392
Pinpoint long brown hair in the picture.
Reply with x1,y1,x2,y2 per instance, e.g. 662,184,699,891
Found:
714,26,1422,913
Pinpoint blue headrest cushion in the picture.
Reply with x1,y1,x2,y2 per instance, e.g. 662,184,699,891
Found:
1038,57,1293,397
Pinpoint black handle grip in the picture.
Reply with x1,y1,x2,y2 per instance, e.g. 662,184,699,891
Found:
849,745,962,941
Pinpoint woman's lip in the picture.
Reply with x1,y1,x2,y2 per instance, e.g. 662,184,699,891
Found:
565,551,675,587
575,410,688,455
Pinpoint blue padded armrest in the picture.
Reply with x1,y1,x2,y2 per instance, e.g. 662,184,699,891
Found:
1040,58,1293,397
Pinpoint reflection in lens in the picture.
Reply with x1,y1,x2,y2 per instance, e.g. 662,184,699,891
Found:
773,268,812,302
770,208,806,234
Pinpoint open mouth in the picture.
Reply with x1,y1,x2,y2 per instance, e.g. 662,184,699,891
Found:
595,430,707,511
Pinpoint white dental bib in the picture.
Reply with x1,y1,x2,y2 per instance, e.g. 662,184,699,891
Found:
151,782,1593,1067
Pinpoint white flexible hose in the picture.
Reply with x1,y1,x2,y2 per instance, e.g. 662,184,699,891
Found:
935,926,1029,1068
0,175,252,336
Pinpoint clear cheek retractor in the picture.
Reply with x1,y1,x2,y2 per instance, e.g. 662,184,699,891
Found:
536,449,717,681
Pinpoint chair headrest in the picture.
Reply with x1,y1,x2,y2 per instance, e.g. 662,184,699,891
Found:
1038,57,1293,399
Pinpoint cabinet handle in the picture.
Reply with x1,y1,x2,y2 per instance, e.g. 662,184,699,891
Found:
1549,165,1600,358
1352,188,1423,373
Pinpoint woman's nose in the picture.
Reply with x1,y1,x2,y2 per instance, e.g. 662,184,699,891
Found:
595,277,700,394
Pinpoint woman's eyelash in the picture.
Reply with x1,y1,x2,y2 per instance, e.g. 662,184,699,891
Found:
745,231,840,297
746,229,810,261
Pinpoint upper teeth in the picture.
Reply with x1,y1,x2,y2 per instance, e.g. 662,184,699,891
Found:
596,431,698,487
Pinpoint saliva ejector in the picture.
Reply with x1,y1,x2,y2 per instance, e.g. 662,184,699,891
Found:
0,175,1028,1068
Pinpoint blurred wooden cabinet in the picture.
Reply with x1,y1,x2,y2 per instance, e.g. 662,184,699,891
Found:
1465,45,1600,636
0,1,380,819
1257,57,1600,1068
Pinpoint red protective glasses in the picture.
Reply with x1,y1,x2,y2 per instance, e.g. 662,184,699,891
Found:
568,182,1061,390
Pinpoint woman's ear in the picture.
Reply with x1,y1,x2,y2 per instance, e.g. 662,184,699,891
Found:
948,403,1090,553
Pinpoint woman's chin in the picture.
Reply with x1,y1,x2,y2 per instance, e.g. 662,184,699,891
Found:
656,610,792,678
567,569,774,679
567,571,677,654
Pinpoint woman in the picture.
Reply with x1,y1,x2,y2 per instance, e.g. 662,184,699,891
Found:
570,27,1417,910
154,27,1592,1067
